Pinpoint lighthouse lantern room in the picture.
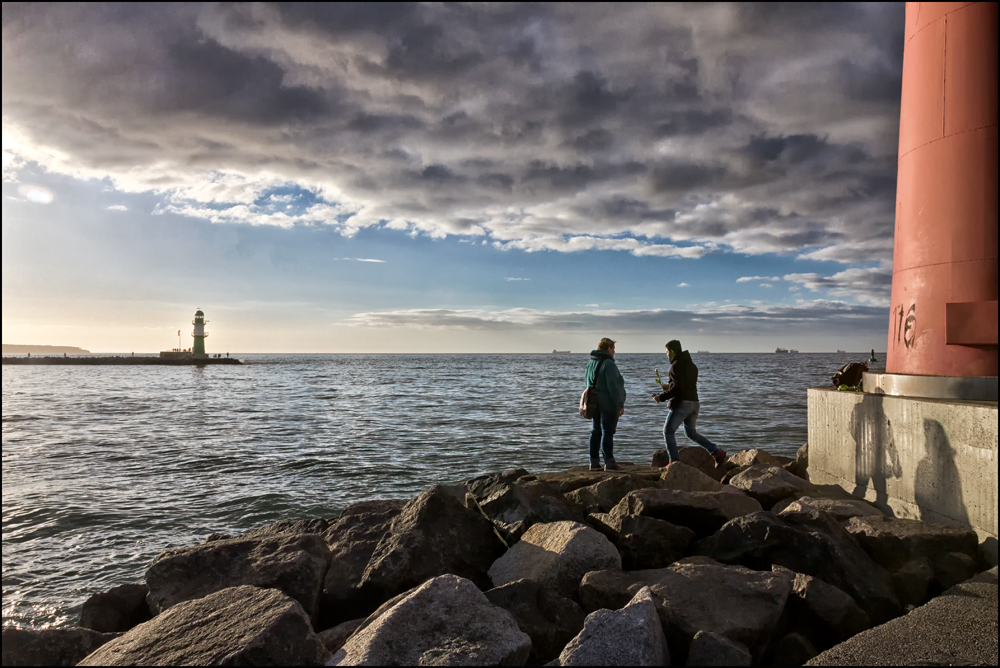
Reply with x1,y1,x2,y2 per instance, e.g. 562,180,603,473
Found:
192,309,209,358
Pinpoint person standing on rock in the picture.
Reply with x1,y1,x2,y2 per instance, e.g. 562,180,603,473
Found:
653,340,727,468
585,338,627,473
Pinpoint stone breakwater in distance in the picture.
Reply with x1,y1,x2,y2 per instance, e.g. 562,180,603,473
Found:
1,356,242,365
1,444,995,667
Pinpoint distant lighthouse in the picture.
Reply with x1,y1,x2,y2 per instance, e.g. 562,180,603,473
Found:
192,309,208,358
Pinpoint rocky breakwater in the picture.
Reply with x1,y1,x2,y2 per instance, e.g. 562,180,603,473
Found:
2,443,993,667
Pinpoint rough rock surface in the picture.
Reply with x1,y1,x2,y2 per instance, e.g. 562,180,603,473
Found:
891,557,935,608
484,579,586,665
2,627,120,667
78,585,330,666
557,587,669,666
728,465,814,509
702,509,900,623
776,496,884,522
468,471,581,543
844,515,981,574
564,475,652,515
318,619,365,655
241,518,331,540
579,557,793,662
770,632,818,666
659,462,723,492
611,488,761,537
359,486,506,603
729,448,779,468
78,583,152,633
518,465,661,495
489,520,621,598
330,574,531,666
775,566,871,649
586,512,695,570
320,500,407,624
686,630,752,666
145,532,331,620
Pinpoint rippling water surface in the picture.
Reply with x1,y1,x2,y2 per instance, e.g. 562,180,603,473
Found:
2,352,877,628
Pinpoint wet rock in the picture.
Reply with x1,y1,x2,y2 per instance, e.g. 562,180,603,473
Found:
330,574,531,666
585,512,694,570
359,486,506,604
469,473,581,544
701,509,900,624
891,557,934,608
241,518,330,540
686,630,752,666
769,632,818,666
78,583,152,633
579,557,793,663
318,618,365,655
557,587,669,666
489,520,621,599
145,532,331,621
321,500,406,624
776,567,871,649
658,462,723,493
729,448,779,467
78,585,330,666
844,515,981,580
610,488,761,537
2,627,120,667
484,579,586,665
778,496,884,523
728,466,814,509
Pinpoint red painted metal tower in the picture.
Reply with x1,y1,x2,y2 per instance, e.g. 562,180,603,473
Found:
887,2,998,379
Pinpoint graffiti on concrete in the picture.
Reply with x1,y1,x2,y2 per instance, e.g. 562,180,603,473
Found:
892,303,917,350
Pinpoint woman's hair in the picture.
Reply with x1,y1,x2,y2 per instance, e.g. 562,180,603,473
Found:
598,337,616,351
666,339,682,354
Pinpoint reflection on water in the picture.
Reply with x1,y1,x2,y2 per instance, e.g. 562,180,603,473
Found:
2,352,870,628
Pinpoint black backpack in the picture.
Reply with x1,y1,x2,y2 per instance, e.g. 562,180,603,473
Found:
832,362,866,388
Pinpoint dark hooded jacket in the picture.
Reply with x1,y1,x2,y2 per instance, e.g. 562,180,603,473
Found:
584,349,626,412
656,350,699,408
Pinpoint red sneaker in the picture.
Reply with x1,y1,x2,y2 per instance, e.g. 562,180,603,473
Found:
713,450,728,468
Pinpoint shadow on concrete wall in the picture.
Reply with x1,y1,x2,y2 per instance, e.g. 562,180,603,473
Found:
850,394,902,510
914,419,970,527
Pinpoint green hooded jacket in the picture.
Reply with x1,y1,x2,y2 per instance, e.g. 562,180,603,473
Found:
584,349,626,412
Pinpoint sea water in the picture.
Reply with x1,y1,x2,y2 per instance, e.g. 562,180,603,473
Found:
2,352,876,629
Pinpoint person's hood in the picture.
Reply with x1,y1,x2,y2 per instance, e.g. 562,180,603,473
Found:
590,349,613,360
675,350,693,365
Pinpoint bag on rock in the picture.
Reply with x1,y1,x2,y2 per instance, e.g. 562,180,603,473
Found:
832,362,867,388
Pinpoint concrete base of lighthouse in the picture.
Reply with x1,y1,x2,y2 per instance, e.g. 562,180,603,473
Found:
807,386,998,565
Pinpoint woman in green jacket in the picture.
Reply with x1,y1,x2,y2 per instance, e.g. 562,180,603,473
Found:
584,337,627,473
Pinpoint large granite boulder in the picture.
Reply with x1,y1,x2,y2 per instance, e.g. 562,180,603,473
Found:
242,518,331,540
557,587,669,666
729,449,779,468
579,557,793,662
728,465,814,509
320,500,406,625
587,512,695,570
686,630,752,666
701,509,900,623
517,465,661,495
484,579,587,665
659,462,723,493
489,521,621,599
564,475,654,515
78,583,152,633
330,574,531,666
844,515,981,575
610,488,761,537
2,627,120,667
776,496,884,522
145,532,330,621
359,486,506,604
774,566,871,650
78,586,330,666
468,471,581,544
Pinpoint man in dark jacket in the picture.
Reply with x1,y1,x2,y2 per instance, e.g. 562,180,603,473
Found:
584,337,627,473
653,339,727,467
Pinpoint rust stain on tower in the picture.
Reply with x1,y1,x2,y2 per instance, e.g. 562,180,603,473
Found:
888,1,998,378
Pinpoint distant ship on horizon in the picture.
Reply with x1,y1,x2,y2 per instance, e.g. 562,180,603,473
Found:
552,349,571,354
775,347,789,353
837,349,847,353
696,350,710,354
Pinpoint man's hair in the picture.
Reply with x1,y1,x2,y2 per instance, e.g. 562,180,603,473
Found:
598,337,616,351
665,340,682,354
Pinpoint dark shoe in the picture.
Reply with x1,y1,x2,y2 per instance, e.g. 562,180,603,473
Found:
713,449,728,468
590,462,603,471
604,462,626,474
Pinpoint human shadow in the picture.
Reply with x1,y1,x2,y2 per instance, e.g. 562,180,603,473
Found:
914,419,970,527
850,394,902,511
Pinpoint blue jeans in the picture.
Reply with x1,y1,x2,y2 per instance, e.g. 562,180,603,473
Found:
590,410,619,464
663,400,720,462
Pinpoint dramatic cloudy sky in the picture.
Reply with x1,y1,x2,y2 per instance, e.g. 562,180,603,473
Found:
2,3,904,353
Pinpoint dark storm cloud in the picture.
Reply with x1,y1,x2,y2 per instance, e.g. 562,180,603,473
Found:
2,2,904,268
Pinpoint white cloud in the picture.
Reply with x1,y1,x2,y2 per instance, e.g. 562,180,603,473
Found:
107,204,128,211
737,276,780,282
505,277,531,281
337,257,387,263
677,282,689,287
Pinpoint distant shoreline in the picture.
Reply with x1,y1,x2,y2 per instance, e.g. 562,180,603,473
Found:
2,345,90,354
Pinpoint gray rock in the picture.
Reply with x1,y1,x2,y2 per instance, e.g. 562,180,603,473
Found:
557,587,668,666
241,518,331,540
330,574,531,666
678,446,725,481
729,449,779,467
489,521,621,599
844,515,981,582
650,449,670,468
359,486,507,604
145,532,331,621
318,618,365,654
516,466,661,495
770,632,818,666
686,630,752,666
484,579,587,665
934,551,979,591
579,557,793,662
610,488,761,537
321,500,406,625
728,466,814,509
701,509,900,624
585,512,695,570
778,496,884,523
78,585,330,666
890,557,934,608
659,462,723,493
79,583,152,633
469,472,581,544
779,567,871,649
797,443,808,468
2,627,120,667
721,464,750,485
564,475,646,515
